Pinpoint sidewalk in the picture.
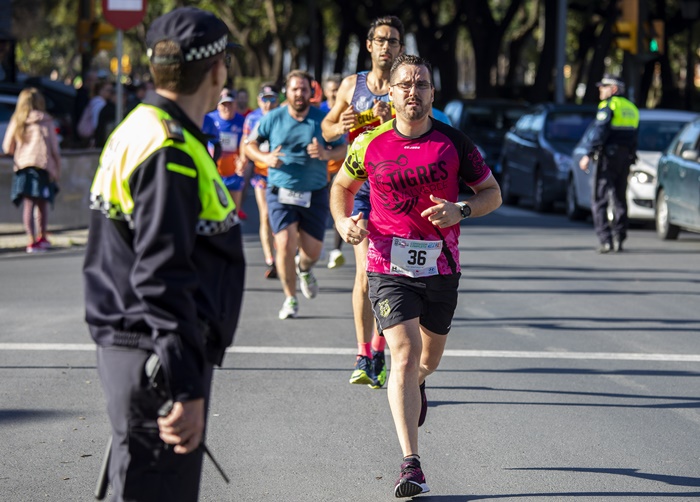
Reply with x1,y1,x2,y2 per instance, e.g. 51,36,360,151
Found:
0,223,89,253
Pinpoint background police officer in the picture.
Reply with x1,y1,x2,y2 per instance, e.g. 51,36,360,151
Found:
579,74,639,253
83,8,244,500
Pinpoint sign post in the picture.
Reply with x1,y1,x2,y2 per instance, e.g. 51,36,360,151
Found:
102,0,147,123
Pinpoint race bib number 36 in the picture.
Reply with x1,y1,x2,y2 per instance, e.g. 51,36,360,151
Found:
389,237,441,278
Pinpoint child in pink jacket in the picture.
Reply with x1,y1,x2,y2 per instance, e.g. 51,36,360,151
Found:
2,87,61,253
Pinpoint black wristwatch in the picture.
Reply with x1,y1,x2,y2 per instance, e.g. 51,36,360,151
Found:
457,201,471,219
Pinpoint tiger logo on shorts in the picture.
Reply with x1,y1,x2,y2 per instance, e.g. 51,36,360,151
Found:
378,299,391,318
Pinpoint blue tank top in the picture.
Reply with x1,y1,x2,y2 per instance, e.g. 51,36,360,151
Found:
349,72,392,200
350,72,390,113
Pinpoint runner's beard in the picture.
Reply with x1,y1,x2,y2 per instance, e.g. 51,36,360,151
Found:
289,98,310,113
396,98,428,121
374,54,393,71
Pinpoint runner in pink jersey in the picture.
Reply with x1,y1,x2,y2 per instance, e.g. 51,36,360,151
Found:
330,54,501,499
345,118,491,276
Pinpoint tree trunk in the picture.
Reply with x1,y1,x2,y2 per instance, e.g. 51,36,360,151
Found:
530,0,557,103
583,0,618,103
464,0,524,98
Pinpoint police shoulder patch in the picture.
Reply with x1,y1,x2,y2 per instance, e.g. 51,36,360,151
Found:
214,180,230,208
162,119,185,142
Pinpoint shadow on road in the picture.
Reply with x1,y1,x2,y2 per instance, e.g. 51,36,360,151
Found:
0,408,73,424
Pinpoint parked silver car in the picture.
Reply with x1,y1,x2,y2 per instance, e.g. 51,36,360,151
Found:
567,109,699,221
656,117,700,239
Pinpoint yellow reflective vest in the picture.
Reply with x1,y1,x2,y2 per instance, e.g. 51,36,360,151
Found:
84,97,245,400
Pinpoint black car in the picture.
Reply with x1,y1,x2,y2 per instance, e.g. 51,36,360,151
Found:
499,103,597,212
443,99,529,175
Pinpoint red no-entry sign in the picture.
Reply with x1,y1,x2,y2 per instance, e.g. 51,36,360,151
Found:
102,0,147,31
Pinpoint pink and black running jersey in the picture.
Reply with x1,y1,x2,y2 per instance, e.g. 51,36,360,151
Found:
343,118,492,276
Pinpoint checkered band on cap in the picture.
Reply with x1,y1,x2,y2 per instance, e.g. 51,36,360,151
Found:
184,34,228,62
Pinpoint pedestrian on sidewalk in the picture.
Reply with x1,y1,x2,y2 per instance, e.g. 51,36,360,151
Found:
2,87,61,253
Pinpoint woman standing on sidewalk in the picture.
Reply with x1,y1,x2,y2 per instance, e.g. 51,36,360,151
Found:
2,87,61,253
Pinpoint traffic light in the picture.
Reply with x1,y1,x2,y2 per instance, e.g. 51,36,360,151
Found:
614,21,638,54
110,55,132,75
91,22,115,56
648,20,665,54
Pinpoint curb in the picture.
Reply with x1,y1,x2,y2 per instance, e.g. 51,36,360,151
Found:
0,228,89,254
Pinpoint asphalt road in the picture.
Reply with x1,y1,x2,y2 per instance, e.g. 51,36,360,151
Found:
1,200,700,502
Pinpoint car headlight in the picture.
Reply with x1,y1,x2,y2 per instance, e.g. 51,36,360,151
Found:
553,152,572,171
630,171,655,184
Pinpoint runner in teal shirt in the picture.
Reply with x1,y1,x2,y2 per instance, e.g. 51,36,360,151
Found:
256,105,344,191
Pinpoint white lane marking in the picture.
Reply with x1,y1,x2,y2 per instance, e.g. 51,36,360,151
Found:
1,343,699,362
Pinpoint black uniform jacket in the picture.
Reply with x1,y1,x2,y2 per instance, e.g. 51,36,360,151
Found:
83,95,245,403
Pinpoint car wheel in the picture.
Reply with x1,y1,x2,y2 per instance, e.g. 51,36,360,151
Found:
655,189,680,240
533,169,552,213
500,162,519,205
566,176,587,221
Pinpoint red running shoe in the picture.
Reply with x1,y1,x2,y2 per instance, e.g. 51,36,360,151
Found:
36,237,52,250
394,457,430,498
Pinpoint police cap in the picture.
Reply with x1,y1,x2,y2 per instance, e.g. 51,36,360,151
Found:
596,74,625,89
146,7,240,65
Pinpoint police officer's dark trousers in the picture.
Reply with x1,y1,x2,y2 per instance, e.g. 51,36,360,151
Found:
592,146,632,246
97,345,214,502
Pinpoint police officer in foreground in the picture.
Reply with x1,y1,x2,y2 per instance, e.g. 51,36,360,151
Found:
83,7,244,500
579,73,639,253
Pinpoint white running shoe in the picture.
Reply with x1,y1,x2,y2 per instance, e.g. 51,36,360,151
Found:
278,297,299,320
327,249,345,269
296,255,318,299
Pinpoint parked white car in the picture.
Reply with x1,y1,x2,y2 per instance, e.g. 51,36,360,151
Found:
566,109,700,221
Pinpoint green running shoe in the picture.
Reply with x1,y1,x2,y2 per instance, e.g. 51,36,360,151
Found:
369,350,387,389
349,355,374,385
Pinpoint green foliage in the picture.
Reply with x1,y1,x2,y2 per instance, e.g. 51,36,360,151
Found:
12,0,79,78
5,0,694,105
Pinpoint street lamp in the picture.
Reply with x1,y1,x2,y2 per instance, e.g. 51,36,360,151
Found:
680,0,700,110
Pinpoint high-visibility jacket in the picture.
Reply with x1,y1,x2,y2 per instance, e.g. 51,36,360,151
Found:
583,95,639,155
83,95,245,403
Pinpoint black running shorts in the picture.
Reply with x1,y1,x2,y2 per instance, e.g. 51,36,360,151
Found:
367,272,461,335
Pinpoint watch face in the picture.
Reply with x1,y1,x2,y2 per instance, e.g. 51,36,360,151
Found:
461,203,471,218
